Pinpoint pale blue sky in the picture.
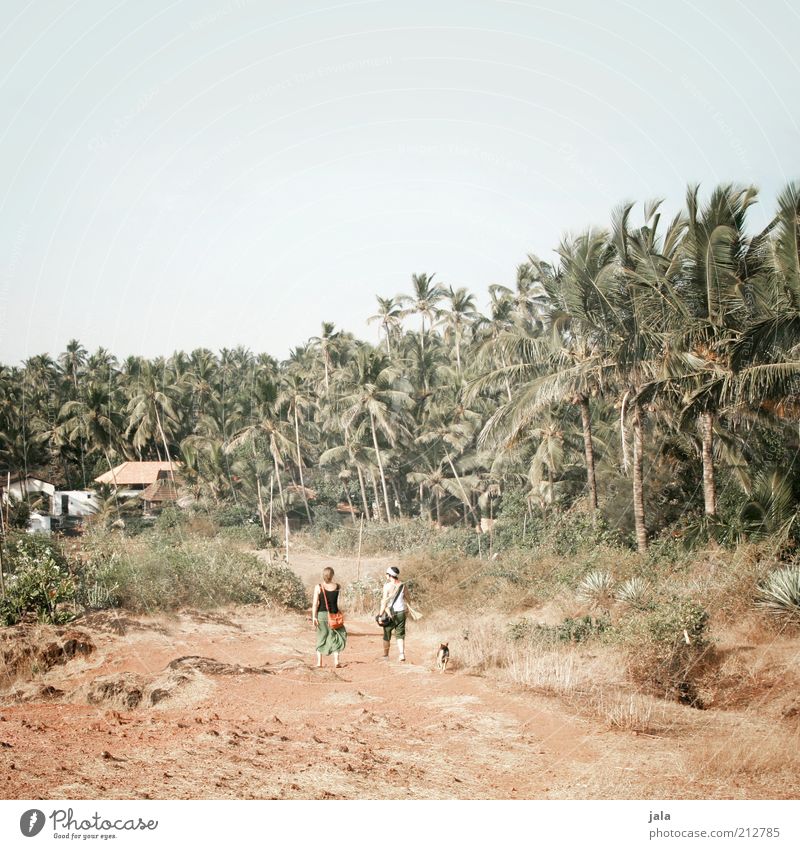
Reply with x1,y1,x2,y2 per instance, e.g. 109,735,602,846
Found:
1,0,798,364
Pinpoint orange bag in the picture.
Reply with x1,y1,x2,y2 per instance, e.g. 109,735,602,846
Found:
320,584,344,630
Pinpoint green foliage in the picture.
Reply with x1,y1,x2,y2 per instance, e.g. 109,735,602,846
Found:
508,614,609,644
5,497,31,530
75,530,306,613
310,504,343,534
0,535,76,625
756,565,800,623
211,504,255,527
154,504,185,531
616,596,710,702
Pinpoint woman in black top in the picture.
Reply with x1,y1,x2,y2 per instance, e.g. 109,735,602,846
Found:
311,567,347,667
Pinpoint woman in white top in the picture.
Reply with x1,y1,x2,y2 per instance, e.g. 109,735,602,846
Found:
378,566,409,662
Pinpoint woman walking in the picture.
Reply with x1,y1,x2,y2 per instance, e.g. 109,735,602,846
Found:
312,567,347,668
378,566,409,662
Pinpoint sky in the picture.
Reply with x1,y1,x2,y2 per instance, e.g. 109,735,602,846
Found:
1,0,798,365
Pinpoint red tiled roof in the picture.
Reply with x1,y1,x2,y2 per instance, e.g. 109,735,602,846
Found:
95,462,181,486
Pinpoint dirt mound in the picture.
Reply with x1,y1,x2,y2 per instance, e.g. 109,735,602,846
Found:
0,625,94,688
167,656,272,676
78,654,275,710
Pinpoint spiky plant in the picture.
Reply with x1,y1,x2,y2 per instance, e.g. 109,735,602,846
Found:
577,569,615,609
756,566,800,623
615,576,652,610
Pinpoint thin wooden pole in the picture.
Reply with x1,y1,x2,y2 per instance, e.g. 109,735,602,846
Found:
284,514,290,565
0,503,6,599
356,515,364,581
268,473,274,564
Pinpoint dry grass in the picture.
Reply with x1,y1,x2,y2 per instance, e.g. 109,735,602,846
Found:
686,725,800,787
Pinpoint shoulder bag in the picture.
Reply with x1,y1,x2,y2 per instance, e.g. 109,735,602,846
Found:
320,584,344,630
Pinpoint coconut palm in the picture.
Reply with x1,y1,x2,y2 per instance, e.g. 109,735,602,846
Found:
368,296,404,356
399,272,446,357
339,347,413,522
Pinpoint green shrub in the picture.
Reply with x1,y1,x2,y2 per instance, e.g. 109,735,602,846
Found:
507,614,609,644
212,504,255,527
154,504,185,531
310,504,344,534
0,535,77,625
76,531,306,613
616,596,709,703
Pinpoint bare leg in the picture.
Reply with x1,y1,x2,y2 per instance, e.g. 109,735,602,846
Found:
397,638,405,662
334,651,341,668
382,640,390,659
316,651,322,668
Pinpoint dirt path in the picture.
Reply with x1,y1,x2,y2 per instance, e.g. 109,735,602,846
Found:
2,559,797,799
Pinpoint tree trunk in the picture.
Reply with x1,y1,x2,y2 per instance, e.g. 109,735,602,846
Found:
368,469,382,522
499,350,513,401
700,411,717,517
579,396,598,512
344,486,357,528
445,448,478,523
435,493,441,526
293,406,313,524
370,412,393,523
632,402,648,553
154,406,174,482
271,446,286,514
102,447,122,518
620,389,631,474
356,466,370,522
391,479,404,518
250,441,268,537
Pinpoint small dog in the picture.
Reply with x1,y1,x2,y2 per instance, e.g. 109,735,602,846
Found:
435,643,450,672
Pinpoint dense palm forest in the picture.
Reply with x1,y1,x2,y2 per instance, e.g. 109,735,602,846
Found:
3,182,800,552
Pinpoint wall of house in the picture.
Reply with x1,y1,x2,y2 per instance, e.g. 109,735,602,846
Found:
53,491,101,517
2,479,55,512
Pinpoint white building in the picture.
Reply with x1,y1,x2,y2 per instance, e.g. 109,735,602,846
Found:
0,473,56,513
53,490,102,518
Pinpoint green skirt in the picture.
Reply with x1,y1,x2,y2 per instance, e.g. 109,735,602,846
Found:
316,611,347,655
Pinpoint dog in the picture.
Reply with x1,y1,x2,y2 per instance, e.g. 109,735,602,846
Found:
435,642,450,672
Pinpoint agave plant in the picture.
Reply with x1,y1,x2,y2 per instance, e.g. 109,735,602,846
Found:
615,576,652,609
577,569,615,609
756,566,800,622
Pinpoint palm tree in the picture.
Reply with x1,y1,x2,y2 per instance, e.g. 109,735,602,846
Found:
441,286,479,376
368,296,404,355
339,348,413,522
278,372,314,523
399,272,446,357
125,361,181,475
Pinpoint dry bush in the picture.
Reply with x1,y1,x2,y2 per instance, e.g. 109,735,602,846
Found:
587,690,669,733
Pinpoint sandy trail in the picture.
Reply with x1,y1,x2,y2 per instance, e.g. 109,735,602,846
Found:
0,552,795,799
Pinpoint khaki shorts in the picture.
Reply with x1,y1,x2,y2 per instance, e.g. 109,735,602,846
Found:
382,611,406,641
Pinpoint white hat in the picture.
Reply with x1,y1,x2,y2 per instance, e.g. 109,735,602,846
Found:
386,566,400,578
